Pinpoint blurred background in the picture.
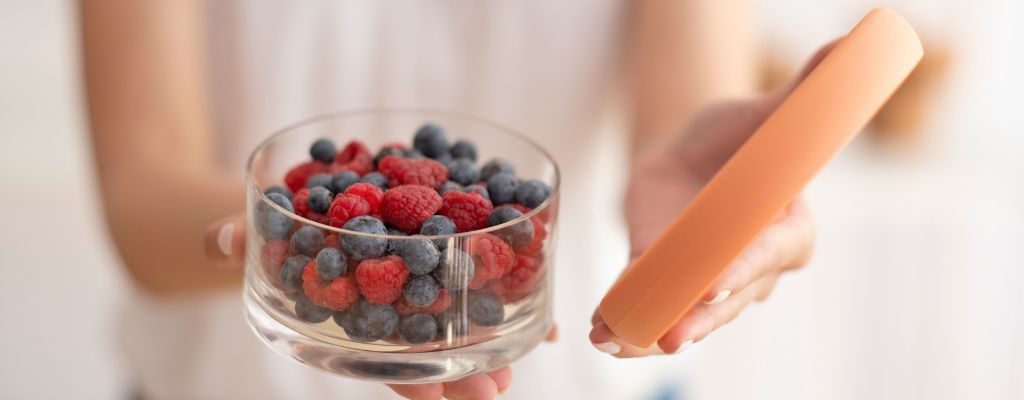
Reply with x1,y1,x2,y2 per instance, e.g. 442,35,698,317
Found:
1,0,1022,399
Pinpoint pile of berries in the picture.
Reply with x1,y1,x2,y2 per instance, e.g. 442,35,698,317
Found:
255,123,553,345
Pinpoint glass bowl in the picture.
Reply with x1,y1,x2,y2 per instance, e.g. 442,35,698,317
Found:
243,109,559,383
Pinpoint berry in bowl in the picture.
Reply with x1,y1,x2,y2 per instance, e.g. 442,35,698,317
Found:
244,110,559,383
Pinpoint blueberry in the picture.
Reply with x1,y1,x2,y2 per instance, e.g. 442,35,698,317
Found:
420,215,457,249
403,275,440,307
295,296,332,323
487,207,534,248
375,146,405,167
307,186,333,214
450,140,478,162
434,248,474,290
486,172,518,205
280,255,312,292
315,247,346,280
467,291,504,326
413,123,449,159
310,138,337,163
331,171,360,193
341,216,387,260
290,226,325,257
264,185,293,200
306,173,333,189
447,158,479,186
464,184,490,201
399,314,438,344
360,172,389,190
405,149,425,159
335,299,399,342
438,181,463,195
434,152,453,166
255,192,294,240
515,179,552,208
434,310,467,336
393,237,440,275
480,159,515,181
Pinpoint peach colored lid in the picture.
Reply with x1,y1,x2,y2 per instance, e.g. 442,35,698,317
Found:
598,7,923,348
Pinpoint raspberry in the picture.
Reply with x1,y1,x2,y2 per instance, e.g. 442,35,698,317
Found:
285,161,329,192
490,254,543,303
302,262,359,311
326,194,370,228
355,255,409,304
260,240,290,290
381,185,443,232
324,232,340,249
394,288,451,316
306,210,331,225
379,156,448,189
344,182,384,215
467,233,515,289
336,140,372,164
331,140,374,176
439,191,493,232
292,188,311,217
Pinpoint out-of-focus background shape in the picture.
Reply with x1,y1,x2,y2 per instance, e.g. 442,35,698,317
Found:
1,0,1021,399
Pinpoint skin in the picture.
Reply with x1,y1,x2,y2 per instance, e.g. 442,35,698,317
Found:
80,0,815,398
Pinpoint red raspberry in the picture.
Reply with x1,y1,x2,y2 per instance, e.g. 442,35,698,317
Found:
261,240,290,290
326,194,370,227
344,183,384,215
292,188,311,217
490,254,543,303
324,232,340,249
306,210,331,225
380,185,443,232
336,140,372,163
378,156,448,189
394,288,452,316
467,233,515,289
302,262,359,311
439,191,493,232
284,161,329,192
355,255,409,304
330,141,374,176
508,203,553,225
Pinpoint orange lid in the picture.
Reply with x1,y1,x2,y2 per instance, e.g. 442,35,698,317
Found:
598,7,923,348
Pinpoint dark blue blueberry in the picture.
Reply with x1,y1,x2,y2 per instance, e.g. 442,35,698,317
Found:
310,138,337,163
486,172,518,205
480,159,515,181
434,310,467,336
290,225,325,257
280,255,312,292
335,299,399,342
434,248,474,290
315,247,346,280
420,215,457,249
306,173,333,189
254,192,294,240
374,146,405,167
434,152,453,166
438,181,463,195
399,313,438,344
294,296,333,323
264,185,293,201
413,123,449,159
307,186,333,214
449,139,478,162
403,275,440,307
487,207,534,248
467,291,504,326
515,179,552,208
464,185,490,201
405,149,425,159
394,238,440,275
331,171,360,193
447,158,479,186
360,172,389,190
386,227,409,252
340,216,388,260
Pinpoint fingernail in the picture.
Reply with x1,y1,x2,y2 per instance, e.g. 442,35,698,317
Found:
217,223,235,256
705,290,731,305
593,341,621,355
669,340,693,354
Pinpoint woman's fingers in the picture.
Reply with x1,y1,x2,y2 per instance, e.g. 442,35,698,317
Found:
589,320,667,358
486,367,513,395
441,373,499,400
203,214,246,267
388,383,444,400
699,199,814,303
390,368,509,400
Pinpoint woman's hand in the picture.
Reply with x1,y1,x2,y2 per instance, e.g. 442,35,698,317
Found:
589,43,837,358
205,216,556,400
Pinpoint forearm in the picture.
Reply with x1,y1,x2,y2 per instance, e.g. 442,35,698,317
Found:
628,0,759,161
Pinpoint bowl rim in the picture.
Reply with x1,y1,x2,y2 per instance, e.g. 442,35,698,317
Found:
246,107,560,240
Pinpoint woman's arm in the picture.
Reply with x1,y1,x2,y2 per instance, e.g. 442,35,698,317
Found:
629,0,759,159
80,0,242,295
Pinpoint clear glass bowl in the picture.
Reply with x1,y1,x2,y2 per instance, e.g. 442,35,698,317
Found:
243,109,559,383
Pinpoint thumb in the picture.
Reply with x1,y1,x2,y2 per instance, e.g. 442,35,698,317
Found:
204,214,247,267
